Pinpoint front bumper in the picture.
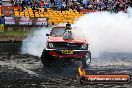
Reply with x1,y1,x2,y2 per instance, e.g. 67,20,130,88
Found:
45,48,89,58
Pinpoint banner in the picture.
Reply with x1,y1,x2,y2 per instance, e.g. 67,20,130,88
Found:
36,18,48,26
4,17,48,27
18,17,32,26
4,17,15,25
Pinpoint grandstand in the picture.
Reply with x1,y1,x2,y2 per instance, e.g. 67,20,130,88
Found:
0,0,132,33
13,7,84,25
0,0,86,23
0,0,88,31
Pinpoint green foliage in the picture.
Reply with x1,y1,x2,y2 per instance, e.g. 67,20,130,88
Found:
0,30,29,36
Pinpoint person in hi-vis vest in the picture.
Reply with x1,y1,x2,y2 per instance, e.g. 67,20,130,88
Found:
0,16,5,32
0,24,4,32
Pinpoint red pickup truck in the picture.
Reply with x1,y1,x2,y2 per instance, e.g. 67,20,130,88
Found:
41,26,91,68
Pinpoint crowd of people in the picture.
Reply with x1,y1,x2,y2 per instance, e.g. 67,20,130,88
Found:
80,0,132,13
0,0,132,13
13,0,81,11
1,0,131,13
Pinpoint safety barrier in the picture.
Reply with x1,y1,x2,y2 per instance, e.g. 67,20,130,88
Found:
0,6,22,10
80,10,95,13
0,6,22,16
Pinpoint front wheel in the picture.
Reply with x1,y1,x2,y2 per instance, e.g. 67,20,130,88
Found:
82,51,91,68
41,50,52,67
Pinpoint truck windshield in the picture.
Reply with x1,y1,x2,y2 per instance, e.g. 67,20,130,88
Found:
51,27,66,36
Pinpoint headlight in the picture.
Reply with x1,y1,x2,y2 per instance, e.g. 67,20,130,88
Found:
81,44,87,49
48,43,54,48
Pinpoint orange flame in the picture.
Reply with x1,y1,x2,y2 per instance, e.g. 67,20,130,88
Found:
78,66,86,76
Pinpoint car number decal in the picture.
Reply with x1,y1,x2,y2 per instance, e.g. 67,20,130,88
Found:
61,50,73,54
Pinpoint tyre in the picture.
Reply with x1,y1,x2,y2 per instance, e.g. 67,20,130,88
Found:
82,51,91,68
41,49,52,67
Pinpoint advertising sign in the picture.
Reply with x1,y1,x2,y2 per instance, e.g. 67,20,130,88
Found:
19,17,32,26
4,17,48,27
4,17,15,25
36,18,48,26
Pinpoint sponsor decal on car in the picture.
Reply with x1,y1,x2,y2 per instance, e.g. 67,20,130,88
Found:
60,50,73,54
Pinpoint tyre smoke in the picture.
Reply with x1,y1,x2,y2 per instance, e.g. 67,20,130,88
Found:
21,24,66,57
73,7,132,58
21,27,51,57
21,8,132,58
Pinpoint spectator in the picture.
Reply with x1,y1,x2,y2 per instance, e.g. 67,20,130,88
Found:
30,0,34,4
40,0,44,8
75,4,81,12
97,0,106,11
50,0,55,4
128,0,132,7
0,16,5,32
62,2,67,10
0,0,2,6
28,1,32,7
25,0,29,7
107,1,114,12
57,3,62,10
21,0,26,6
15,0,21,11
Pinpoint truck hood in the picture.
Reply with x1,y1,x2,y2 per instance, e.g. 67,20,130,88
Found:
48,36,87,43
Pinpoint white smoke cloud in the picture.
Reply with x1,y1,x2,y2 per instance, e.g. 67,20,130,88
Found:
21,7,132,58
21,27,51,57
73,7,132,58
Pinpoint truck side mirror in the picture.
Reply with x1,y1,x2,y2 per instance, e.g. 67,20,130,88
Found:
46,33,49,36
